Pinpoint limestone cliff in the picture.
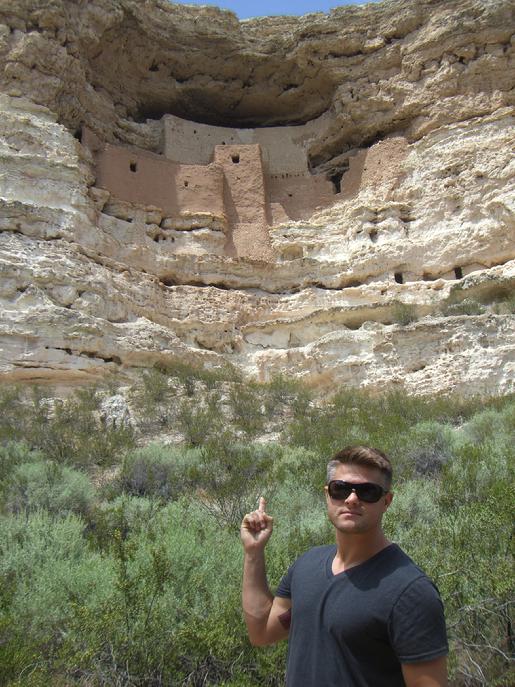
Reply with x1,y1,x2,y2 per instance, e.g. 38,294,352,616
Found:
0,0,513,395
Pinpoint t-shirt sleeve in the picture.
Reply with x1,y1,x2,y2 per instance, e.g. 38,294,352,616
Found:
275,562,294,598
388,576,449,663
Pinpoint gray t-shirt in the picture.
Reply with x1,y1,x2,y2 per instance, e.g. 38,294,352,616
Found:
276,543,448,687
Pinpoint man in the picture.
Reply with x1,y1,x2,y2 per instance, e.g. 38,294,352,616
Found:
240,446,448,687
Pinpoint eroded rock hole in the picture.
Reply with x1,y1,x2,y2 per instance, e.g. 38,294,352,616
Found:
231,154,240,163
129,161,137,173
394,272,404,284
454,266,463,279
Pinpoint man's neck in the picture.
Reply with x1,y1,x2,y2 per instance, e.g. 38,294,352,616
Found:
332,530,391,574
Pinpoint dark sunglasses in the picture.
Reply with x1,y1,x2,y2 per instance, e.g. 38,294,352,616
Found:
327,480,387,503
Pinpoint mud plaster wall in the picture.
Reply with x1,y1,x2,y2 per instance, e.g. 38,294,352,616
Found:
213,144,274,261
341,137,409,199
163,113,330,175
214,144,267,225
94,144,225,220
269,173,336,222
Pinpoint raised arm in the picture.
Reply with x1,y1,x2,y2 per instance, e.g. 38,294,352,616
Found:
241,497,291,646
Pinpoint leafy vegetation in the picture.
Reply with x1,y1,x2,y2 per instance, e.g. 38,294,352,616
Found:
0,372,513,686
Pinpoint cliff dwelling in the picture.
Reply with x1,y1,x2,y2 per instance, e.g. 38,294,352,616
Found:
0,0,513,395
86,113,337,261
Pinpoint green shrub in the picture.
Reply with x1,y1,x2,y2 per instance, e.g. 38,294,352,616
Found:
0,386,29,444
0,511,114,686
177,390,225,446
131,367,175,430
191,438,279,530
440,297,486,317
396,420,458,477
0,381,513,687
228,383,266,438
491,291,515,315
0,442,45,502
391,301,418,325
5,461,95,518
461,401,515,446
31,387,135,468
118,443,200,500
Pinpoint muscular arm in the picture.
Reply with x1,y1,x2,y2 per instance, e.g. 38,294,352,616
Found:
401,656,448,687
241,498,291,646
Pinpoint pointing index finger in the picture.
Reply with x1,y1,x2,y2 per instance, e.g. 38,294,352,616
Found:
258,496,266,513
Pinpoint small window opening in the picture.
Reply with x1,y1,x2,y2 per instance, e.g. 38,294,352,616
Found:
231,154,240,164
149,62,159,72
222,141,226,145
129,161,137,173
394,272,404,284
454,266,463,279
288,193,293,198
329,171,343,194
184,180,189,187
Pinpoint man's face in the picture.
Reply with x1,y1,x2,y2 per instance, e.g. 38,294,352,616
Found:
324,463,393,536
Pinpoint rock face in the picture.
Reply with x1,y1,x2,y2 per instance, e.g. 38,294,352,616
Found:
0,0,513,396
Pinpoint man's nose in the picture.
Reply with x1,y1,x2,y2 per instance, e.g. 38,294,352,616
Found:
345,489,360,504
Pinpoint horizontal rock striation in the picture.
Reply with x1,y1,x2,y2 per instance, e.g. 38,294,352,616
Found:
0,0,514,395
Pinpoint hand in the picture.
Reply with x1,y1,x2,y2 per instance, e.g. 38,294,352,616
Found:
241,497,274,552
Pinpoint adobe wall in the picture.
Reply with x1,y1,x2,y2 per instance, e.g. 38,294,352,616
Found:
163,113,330,176
341,137,409,199
268,173,335,222
213,144,274,261
214,144,267,225
94,143,225,220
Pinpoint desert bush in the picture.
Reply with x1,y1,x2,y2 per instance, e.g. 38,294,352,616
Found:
177,390,226,446
491,291,515,315
460,401,515,446
391,300,418,325
227,383,266,438
191,437,279,530
0,511,114,686
262,374,311,419
0,386,30,444
440,298,486,317
131,367,175,430
5,461,94,518
2,386,135,469
118,443,200,501
396,420,458,477
0,384,513,686
269,445,322,493
0,442,45,500
385,435,514,687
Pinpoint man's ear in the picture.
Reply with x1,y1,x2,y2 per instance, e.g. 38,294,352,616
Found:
385,491,394,508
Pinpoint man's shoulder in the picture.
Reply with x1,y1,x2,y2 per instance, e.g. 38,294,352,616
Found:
289,544,335,573
380,543,427,577
298,544,336,562
377,545,440,600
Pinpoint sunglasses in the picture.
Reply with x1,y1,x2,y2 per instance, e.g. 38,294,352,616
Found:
327,480,387,503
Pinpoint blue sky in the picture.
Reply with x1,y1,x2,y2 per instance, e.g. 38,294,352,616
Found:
175,0,383,20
